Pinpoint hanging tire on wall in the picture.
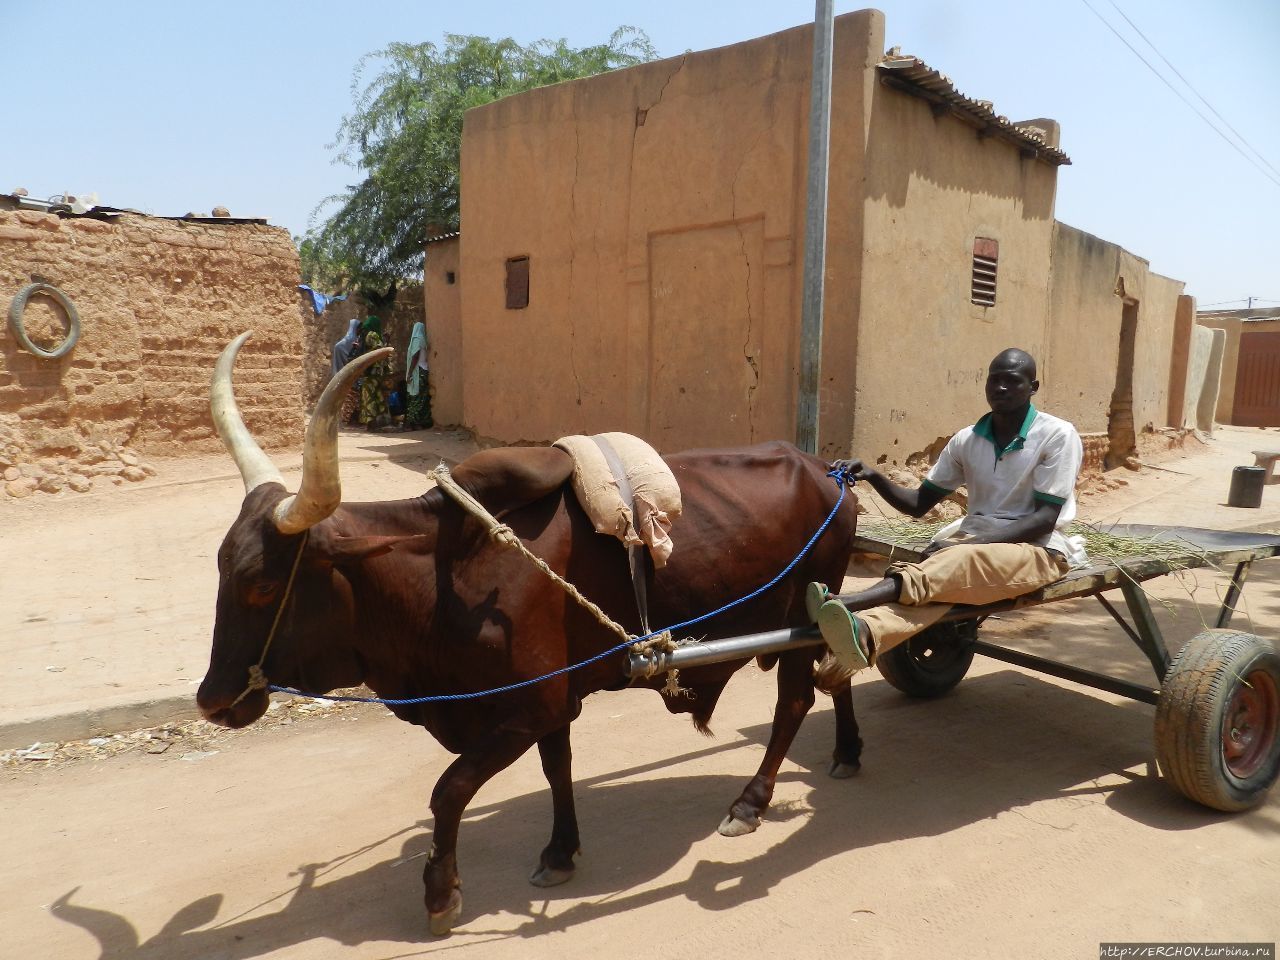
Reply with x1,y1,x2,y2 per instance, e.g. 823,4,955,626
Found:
1155,630,1280,812
8,283,81,359
876,618,978,698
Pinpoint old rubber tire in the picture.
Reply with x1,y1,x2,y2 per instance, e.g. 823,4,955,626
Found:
1154,630,1280,812
876,619,977,698
8,283,81,359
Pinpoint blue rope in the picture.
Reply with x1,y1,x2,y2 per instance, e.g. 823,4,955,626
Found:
269,468,852,705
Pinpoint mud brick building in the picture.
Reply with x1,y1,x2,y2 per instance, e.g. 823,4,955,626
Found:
0,196,302,498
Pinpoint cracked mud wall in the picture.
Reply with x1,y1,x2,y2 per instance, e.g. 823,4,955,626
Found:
0,207,303,478
458,10,883,452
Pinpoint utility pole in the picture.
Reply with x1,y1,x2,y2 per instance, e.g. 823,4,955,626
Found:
795,0,835,455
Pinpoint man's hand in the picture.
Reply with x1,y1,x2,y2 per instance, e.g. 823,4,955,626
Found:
830,456,947,519
829,458,876,484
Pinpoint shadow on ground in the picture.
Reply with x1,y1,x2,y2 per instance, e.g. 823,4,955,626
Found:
49,668,1278,958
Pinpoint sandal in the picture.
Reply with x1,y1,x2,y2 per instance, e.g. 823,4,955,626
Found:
805,582,830,623
817,599,871,673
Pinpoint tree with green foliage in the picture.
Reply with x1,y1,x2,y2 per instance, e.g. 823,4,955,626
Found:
302,28,658,298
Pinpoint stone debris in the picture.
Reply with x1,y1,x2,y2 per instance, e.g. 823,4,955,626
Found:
0,687,377,770
0,415,158,501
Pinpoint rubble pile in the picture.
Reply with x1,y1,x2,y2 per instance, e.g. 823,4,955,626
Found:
0,415,156,499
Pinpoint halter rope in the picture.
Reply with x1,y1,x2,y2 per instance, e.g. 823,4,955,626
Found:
227,529,310,709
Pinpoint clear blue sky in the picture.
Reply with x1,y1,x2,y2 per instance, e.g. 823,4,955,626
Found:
5,0,1277,308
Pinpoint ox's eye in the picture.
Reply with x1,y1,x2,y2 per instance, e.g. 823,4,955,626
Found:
245,581,282,607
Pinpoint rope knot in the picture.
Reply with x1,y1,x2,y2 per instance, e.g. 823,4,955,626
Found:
490,524,519,547
246,664,268,690
629,630,676,656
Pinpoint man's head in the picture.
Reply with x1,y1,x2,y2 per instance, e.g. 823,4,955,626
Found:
985,348,1038,416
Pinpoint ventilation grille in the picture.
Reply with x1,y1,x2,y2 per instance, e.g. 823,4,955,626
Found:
971,237,998,307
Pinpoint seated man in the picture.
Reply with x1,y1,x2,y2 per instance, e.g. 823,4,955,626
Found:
814,347,1087,687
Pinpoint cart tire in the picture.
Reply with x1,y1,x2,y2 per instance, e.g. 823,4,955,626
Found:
1154,630,1280,812
876,619,977,698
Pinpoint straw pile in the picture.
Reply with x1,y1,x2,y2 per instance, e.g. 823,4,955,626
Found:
855,517,1213,569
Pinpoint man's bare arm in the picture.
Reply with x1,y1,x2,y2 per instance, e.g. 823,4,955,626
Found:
958,500,1062,546
830,459,948,518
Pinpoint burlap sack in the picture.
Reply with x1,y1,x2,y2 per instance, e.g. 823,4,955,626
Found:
552,432,682,567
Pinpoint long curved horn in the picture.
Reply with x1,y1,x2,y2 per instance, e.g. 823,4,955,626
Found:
272,345,394,534
211,332,286,493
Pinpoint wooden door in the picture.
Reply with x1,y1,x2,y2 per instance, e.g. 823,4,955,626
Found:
1233,330,1280,427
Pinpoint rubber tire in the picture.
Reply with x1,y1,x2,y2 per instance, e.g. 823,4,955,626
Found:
876,619,977,698
8,282,81,359
1155,630,1280,812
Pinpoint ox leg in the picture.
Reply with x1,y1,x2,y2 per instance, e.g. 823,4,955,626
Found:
828,679,863,779
422,730,542,935
719,649,816,837
530,724,580,888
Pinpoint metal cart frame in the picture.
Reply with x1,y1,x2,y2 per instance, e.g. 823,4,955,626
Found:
627,524,1280,812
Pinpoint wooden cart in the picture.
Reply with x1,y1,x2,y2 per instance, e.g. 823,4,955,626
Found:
626,524,1280,812
849,523,1280,812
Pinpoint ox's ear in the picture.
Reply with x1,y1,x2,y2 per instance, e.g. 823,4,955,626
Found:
315,533,433,564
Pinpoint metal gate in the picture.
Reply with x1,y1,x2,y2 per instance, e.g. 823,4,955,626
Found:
1233,329,1280,427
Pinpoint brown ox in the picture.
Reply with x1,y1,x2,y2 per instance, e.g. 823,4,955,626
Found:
198,335,862,934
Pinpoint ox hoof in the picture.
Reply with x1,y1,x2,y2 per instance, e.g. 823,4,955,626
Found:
717,813,760,838
828,758,861,780
529,862,575,888
428,890,463,936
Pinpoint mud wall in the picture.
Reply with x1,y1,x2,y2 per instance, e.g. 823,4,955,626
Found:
1043,222,1184,445
0,206,303,497
460,11,884,452
857,62,1059,465
424,238,461,426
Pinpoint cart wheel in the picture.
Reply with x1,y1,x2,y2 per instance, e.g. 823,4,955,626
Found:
876,619,977,698
1154,630,1280,812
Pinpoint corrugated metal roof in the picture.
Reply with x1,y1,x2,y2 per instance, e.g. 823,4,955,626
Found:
877,55,1071,167
0,194,269,224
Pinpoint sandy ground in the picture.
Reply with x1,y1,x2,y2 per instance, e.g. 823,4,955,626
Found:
2,425,1280,957
0,426,482,745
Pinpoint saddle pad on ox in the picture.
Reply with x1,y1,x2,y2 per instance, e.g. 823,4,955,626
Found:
552,432,682,567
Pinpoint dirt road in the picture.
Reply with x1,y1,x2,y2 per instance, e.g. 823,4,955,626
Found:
6,643,1279,959
3,425,1279,957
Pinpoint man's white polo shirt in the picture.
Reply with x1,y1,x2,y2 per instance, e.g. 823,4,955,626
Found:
921,405,1088,567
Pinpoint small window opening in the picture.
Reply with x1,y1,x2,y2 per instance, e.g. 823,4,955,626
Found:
971,237,998,307
505,256,529,309
445,271,456,285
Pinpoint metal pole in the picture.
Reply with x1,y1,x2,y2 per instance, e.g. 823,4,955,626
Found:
795,0,835,455
627,625,825,678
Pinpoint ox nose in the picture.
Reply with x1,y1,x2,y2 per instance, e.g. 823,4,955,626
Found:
196,685,231,726
197,675,242,726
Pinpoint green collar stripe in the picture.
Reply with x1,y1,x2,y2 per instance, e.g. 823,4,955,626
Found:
921,478,953,496
974,405,1038,461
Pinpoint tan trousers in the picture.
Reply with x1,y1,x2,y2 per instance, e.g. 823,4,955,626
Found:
862,543,1068,662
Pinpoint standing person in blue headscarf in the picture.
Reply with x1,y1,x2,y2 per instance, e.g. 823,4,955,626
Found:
331,318,362,425
404,321,433,430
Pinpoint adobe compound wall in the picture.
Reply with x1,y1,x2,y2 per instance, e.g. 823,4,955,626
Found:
0,206,303,500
